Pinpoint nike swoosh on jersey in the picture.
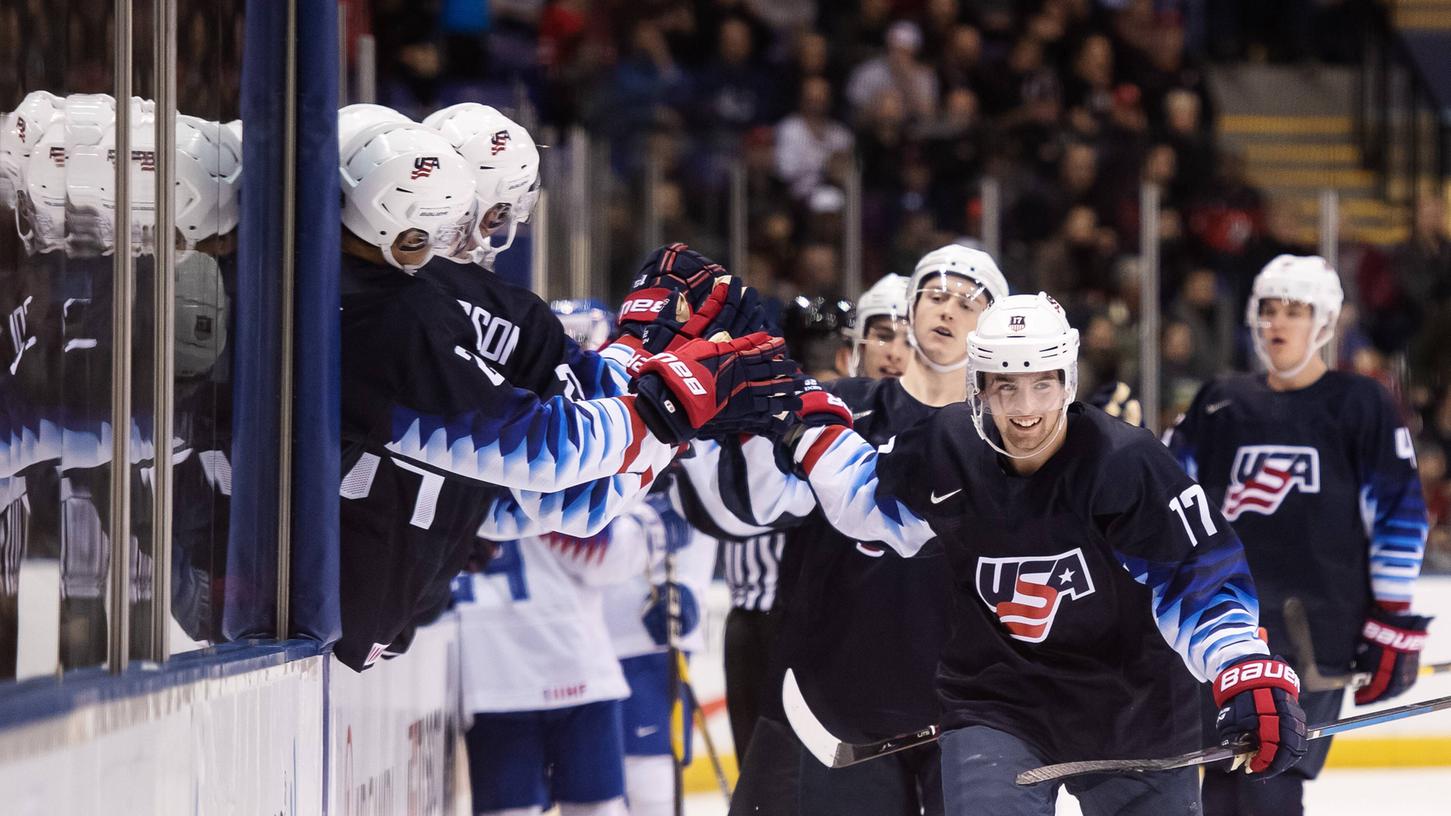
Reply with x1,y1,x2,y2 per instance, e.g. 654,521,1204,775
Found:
852,410,874,421
930,488,962,504
1205,400,1232,415
635,725,659,738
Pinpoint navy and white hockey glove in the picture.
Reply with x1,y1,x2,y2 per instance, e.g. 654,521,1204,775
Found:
767,374,854,472
642,582,701,646
1354,605,1432,705
1087,381,1142,427
1212,655,1307,777
632,332,800,445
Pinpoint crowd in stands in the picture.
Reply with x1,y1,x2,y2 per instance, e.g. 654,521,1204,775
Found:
357,0,1450,563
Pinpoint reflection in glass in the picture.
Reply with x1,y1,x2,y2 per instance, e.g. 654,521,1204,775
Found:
0,0,247,679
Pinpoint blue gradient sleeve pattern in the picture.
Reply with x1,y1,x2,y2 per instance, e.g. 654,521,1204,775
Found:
384,391,675,494
1361,468,1429,608
1101,440,1268,682
795,426,935,557
480,471,659,539
1116,541,1268,682
1354,387,1429,609
563,341,631,400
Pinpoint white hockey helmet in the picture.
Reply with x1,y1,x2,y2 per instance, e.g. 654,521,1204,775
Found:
1245,254,1343,378
1,90,65,209
173,114,243,247
174,249,229,378
339,120,476,271
423,102,540,267
337,103,411,150
967,292,1079,459
847,274,910,376
16,115,72,255
66,96,158,256
907,242,1011,372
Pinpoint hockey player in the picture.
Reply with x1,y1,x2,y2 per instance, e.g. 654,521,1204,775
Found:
450,522,642,816
1166,255,1430,816
336,118,793,670
843,274,909,379
782,292,1306,815
710,244,1007,816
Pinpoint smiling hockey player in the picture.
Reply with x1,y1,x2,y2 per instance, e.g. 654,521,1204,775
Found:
707,244,1007,816
781,291,1305,815
1166,255,1430,816
336,118,795,670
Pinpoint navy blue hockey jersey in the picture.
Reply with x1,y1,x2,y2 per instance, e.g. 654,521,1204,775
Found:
1165,371,1428,670
796,404,1268,761
338,254,670,669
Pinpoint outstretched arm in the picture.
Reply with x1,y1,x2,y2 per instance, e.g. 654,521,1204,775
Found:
792,425,936,557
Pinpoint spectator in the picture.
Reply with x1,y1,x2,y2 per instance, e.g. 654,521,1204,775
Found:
1161,319,1204,419
1398,194,1451,384
782,30,834,108
845,20,939,123
794,242,843,298
1171,266,1236,379
923,0,966,62
937,23,985,93
977,33,1045,117
1064,34,1115,126
918,86,986,232
693,16,778,138
775,76,855,200
1034,204,1117,313
1162,88,1215,203
1010,140,1104,246
823,0,895,71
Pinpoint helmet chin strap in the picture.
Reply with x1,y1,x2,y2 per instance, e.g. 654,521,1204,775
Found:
1252,320,1333,380
971,399,1070,461
906,327,970,372
469,216,519,269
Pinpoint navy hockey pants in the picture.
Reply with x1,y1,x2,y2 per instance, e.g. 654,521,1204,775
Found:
940,725,1202,816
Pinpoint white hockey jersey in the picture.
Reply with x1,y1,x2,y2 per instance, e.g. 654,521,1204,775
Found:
604,482,718,660
453,527,644,713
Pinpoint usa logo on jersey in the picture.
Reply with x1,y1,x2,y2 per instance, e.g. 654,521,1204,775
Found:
1222,445,1320,521
975,548,1096,643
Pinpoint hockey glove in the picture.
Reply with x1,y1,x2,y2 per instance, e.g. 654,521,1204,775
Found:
1353,605,1432,705
771,374,855,473
642,582,701,646
1212,655,1307,777
632,332,800,445
1087,381,1143,427
618,243,725,340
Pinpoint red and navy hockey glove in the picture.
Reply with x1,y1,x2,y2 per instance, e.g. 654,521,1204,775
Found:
1212,655,1307,777
617,243,724,341
1354,605,1432,705
632,332,800,445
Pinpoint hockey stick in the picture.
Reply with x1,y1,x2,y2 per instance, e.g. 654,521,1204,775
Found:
1284,597,1451,691
678,661,733,801
784,668,940,768
1015,691,1451,785
664,551,686,816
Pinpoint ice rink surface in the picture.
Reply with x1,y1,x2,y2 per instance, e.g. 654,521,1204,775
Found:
681,768,1451,815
